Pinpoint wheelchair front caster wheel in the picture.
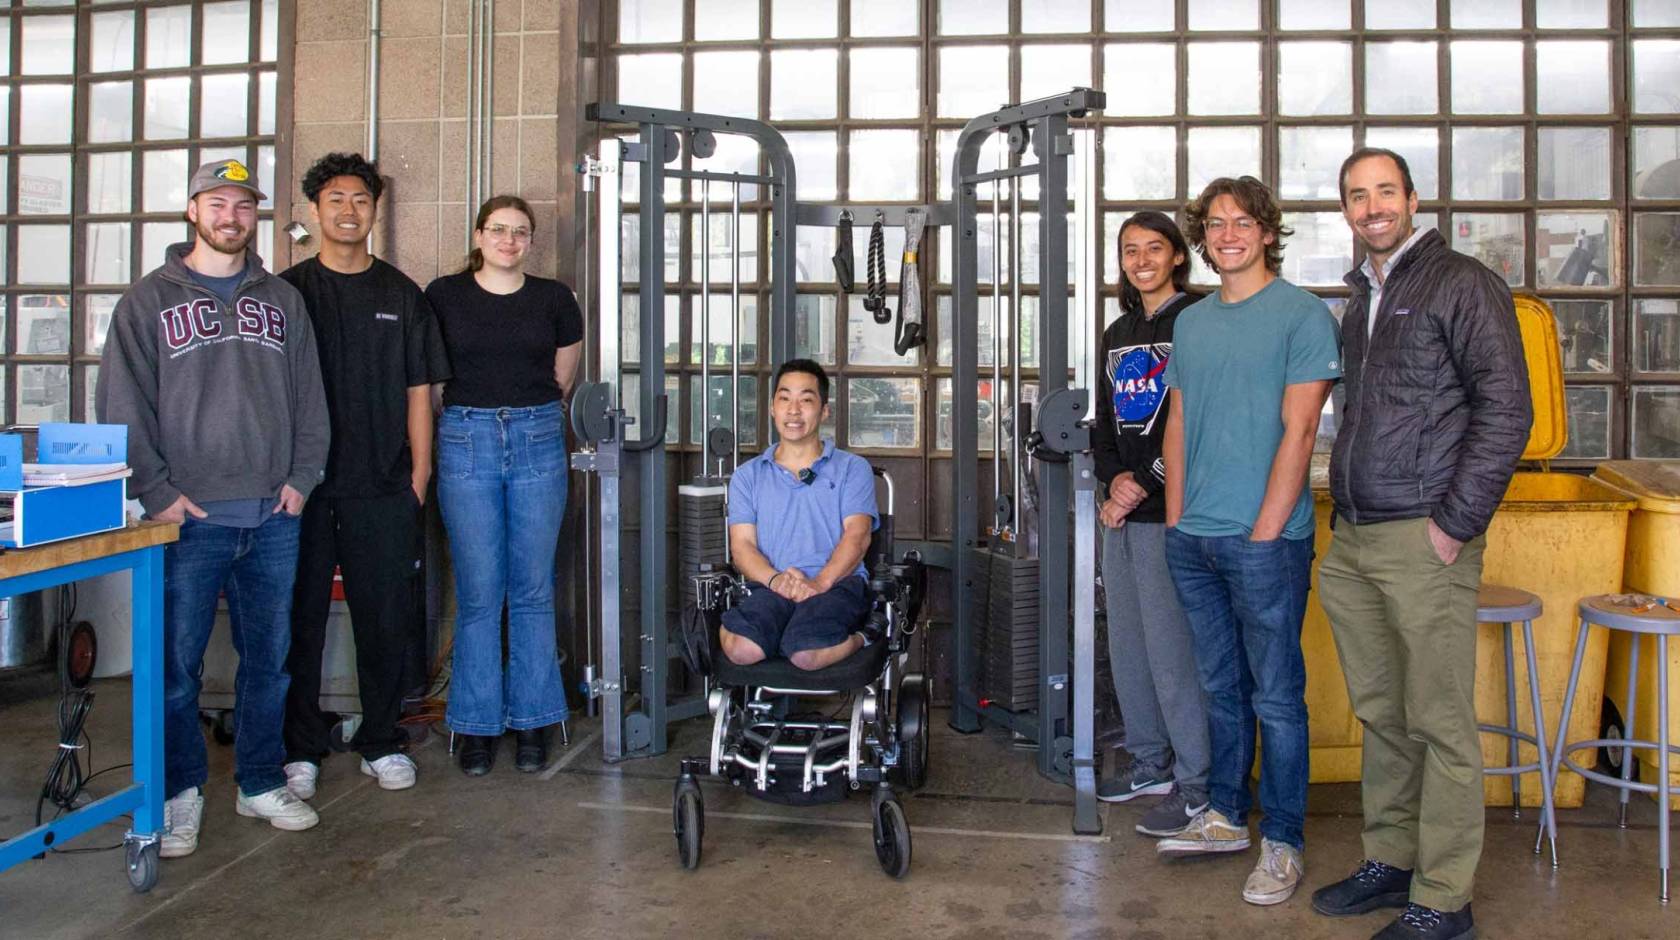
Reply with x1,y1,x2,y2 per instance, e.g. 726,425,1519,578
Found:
211,710,235,746
126,841,160,893
674,778,704,870
872,797,911,879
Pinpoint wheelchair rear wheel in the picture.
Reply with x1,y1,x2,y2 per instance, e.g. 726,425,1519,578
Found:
872,797,911,878
673,778,704,870
893,674,931,790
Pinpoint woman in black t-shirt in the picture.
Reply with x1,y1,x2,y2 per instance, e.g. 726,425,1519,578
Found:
425,195,583,777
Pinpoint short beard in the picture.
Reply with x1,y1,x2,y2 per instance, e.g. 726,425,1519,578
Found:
194,218,254,257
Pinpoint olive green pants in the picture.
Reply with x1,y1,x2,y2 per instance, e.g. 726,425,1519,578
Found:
1319,515,1487,912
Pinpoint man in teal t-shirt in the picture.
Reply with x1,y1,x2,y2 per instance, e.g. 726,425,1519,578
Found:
1153,177,1341,912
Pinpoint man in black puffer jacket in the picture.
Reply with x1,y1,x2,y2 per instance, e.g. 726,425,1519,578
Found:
1310,148,1532,940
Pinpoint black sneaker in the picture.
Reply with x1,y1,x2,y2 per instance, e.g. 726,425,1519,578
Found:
1097,764,1173,803
457,735,495,777
1312,859,1413,916
1372,902,1475,940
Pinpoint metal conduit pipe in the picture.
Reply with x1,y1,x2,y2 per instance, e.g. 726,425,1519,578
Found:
482,0,495,205
465,0,480,246
366,0,381,252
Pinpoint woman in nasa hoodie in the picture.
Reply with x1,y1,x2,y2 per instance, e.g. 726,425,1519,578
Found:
1091,211,1212,832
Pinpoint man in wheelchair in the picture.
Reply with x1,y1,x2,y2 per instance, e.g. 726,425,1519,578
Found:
719,358,879,672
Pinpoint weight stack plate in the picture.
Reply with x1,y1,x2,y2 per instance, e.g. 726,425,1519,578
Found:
974,547,1039,712
677,483,730,624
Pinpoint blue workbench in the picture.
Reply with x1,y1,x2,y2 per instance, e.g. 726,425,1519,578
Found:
0,521,177,892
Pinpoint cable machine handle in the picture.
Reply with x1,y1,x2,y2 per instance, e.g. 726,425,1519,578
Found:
623,394,670,453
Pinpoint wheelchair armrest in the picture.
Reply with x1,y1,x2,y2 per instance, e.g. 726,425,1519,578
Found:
692,566,745,612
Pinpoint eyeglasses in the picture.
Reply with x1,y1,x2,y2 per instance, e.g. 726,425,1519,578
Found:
482,223,533,242
1203,217,1260,234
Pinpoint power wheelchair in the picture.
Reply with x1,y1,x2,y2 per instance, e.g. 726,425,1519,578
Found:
674,467,930,878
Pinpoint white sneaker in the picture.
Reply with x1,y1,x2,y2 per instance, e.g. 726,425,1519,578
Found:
1243,838,1305,906
360,753,418,791
159,786,204,858
284,761,319,801
236,786,320,831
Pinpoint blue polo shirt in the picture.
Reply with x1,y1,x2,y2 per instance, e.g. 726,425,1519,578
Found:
728,439,879,581
1163,277,1342,540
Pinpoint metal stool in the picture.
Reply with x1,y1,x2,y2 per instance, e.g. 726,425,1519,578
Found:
1548,595,1680,902
1475,584,1558,867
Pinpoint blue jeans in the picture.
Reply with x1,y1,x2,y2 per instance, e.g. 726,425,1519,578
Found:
1164,529,1313,850
163,512,301,799
438,402,570,735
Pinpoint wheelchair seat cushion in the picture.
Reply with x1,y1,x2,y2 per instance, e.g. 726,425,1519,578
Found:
713,639,889,691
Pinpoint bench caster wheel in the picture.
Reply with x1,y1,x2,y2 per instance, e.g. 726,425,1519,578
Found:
126,841,160,893
872,796,911,879
674,777,704,870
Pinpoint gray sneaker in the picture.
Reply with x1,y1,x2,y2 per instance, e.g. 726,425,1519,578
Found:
1135,789,1210,837
1097,763,1174,803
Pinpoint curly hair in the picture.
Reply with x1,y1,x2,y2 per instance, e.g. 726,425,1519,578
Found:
301,152,384,203
1184,176,1291,275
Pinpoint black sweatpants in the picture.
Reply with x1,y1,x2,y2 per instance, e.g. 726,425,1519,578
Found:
284,491,422,764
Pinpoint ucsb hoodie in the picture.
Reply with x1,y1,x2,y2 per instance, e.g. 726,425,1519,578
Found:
1092,292,1197,525
96,241,330,517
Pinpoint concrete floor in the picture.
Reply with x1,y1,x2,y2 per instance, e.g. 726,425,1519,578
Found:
1,674,1675,939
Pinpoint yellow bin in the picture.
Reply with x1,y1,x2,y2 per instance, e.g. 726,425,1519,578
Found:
1590,461,1680,807
1302,296,1635,811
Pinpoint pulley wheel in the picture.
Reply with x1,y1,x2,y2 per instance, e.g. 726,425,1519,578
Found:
59,620,98,690
689,128,717,159
571,381,615,443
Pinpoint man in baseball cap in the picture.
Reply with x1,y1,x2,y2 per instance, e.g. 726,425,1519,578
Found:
189,157,269,201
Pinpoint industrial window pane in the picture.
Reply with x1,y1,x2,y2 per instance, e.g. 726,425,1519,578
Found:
849,129,920,201
618,0,682,43
934,294,1007,368
1188,0,1257,30
772,0,836,38
794,225,832,284
688,133,760,201
1635,299,1680,373
16,296,70,355
1558,386,1610,459
198,144,245,176
936,207,1010,286
847,377,921,449
258,71,277,135
1102,43,1175,117
938,45,1008,119
18,224,72,285
1632,388,1680,457
87,152,131,214
0,87,9,145
1553,300,1613,374
689,375,759,448
17,364,70,424
689,293,760,365
851,0,916,37
1366,43,1437,116
1451,41,1523,115
18,154,72,215
1451,127,1524,201
1103,126,1176,200
21,14,74,75
1538,0,1607,28
770,49,837,120
933,378,1006,452
1634,213,1680,285
88,81,134,144
616,292,680,363
1365,127,1440,200
1633,41,1680,113
1451,0,1520,28
935,127,1005,201
1020,44,1091,103
1366,0,1434,29
619,373,683,443
1014,211,1077,286
693,50,760,119
1102,211,1130,285
1278,42,1352,117
1022,0,1090,33
146,5,192,68
201,73,250,138
619,212,683,284
849,47,918,120
1280,213,1353,287
85,295,120,356
90,12,135,72
1451,213,1525,287
86,222,131,286
1538,211,1616,288
849,297,918,365
1104,0,1174,31
1538,41,1611,114
1635,0,1680,26
689,212,759,284
939,0,1006,36
1188,43,1260,116
793,294,836,364
261,0,279,61
1279,127,1352,201
0,20,9,75
143,222,187,274
1187,126,1261,197
144,76,192,139
201,0,250,65
784,131,837,200
20,84,74,145
1279,0,1349,29
616,53,682,112
696,0,759,41
1539,127,1612,200
81,364,98,421
143,149,190,213
1633,127,1680,199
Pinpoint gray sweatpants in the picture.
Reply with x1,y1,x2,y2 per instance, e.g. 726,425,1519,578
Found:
1102,521,1211,803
